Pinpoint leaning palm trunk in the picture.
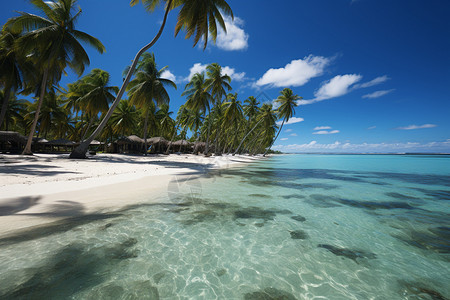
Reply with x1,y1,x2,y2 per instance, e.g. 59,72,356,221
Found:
70,0,173,158
143,108,149,156
233,118,263,155
22,69,49,155
80,116,95,142
263,119,284,156
165,123,180,154
203,110,212,155
0,86,11,128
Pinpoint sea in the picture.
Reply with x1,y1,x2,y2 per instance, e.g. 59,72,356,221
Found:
0,154,449,299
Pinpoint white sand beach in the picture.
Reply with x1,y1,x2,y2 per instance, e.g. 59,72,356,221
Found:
0,153,264,237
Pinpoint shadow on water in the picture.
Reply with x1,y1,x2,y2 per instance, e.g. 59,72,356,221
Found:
0,238,147,299
398,280,449,300
244,287,298,300
317,244,377,264
0,213,122,247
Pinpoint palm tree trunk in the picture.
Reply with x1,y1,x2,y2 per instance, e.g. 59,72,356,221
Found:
204,109,212,155
143,107,149,156
233,118,264,155
263,118,285,156
70,0,173,159
81,116,94,142
0,86,11,129
165,123,180,155
22,69,49,155
22,69,48,155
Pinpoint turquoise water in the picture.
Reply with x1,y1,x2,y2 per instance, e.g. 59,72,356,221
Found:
0,154,449,299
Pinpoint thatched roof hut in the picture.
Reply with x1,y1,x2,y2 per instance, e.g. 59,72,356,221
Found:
193,141,206,154
117,135,145,145
0,131,26,144
146,137,168,145
171,139,193,147
48,138,77,146
33,137,49,144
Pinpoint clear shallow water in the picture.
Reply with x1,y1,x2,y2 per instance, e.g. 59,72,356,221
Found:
0,154,449,299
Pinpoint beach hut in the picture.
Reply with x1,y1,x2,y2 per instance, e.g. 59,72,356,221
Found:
146,137,168,154
32,137,49,152
0,131,26,153
116,135,145,153
47,138,78,152
171,140,193,153
192,141,206,154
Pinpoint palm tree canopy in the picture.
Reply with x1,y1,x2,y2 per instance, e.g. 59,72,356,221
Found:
5,0,105,80
222,92,242,124
182,72,212,114
76,69,118,117
205,63,231,103
243,96,260,119
130,0,233,49
274,88,301,122
127,52,176,110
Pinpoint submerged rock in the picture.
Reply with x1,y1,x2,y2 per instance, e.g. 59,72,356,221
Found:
337,199,416,210
318,244,376,262
290,230,308,240
398,280,448,300
216,268,227,277
291,215,306,222
249,194,272,198
244,287,297,300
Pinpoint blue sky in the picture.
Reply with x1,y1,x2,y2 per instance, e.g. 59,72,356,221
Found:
2,0,449,153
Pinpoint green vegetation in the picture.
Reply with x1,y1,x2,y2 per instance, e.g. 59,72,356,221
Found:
0,0,300,156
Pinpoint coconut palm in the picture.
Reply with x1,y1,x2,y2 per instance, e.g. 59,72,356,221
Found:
263,88,301,156
0,28,34,128
126,52,176,154
232,96,261,155
0,90,29,131
108,100,139,136
71,0,234,158
221,93,242,153
156,104,175,139
203,63,231,154
5,0,105,155
76,69,118,141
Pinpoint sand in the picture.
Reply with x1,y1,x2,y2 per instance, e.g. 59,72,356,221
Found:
0,153,264,237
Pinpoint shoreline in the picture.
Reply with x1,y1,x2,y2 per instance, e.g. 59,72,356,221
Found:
0,153,265,238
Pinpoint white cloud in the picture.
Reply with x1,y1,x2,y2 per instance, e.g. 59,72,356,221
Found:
187,63,208,81
276,117,304,126
289,133,298,137
368,126,376,130
362,89,395,99
216,16,249,51
285,129,293,132
186,63,246,82
313,130,340,135
161,70,177,82
299,74,362,105
222,66,246,81
273,140,450,153
354,75,389,89
256,55,330,88
280,138,288,141
395,124,437,130
314,126,332,130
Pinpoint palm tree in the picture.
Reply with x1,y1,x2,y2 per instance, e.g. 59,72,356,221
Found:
5,0,105,155
263,88,301,156
76,69,118,141
183,72,213,153
0,28,33,128
126,52,176,155
0,90,29,131
233,96,261,155
156,104,175,139
108,100,139,136
204,63,231,154
221,93,242,153
71,0,234,158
